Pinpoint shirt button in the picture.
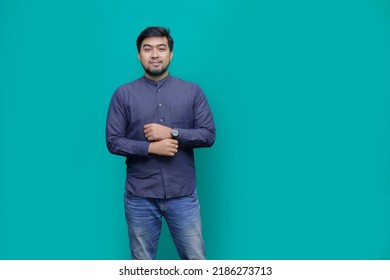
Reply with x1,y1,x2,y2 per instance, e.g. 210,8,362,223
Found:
158,104,162,107
160,119,163,123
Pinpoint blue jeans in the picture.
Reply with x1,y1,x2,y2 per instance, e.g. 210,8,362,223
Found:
124,192,206,260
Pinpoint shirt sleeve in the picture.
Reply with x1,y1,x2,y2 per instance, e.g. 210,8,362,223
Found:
106,88,150,157
176,86,216,149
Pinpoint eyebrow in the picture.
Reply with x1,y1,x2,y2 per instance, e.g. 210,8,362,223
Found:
142,44,168,48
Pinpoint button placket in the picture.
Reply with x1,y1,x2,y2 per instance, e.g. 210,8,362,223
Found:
156,85,165,124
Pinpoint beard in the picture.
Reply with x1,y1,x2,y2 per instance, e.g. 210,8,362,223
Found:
143,61,170,77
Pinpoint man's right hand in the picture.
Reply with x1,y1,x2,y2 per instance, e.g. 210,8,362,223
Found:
148,139,179,157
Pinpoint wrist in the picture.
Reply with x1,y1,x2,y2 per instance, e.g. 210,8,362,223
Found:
148,142,155,154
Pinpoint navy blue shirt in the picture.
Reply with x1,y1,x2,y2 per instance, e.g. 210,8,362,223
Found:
106,74,216,199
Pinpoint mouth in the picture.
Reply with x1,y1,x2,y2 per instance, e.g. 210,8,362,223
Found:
149,61,162,66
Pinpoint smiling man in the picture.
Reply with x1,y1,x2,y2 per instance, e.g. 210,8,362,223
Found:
106,26,216,260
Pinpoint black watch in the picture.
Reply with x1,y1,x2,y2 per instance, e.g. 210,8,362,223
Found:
170,128,179,139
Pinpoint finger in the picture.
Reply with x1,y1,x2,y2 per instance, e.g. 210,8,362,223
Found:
169,144,178,149
167,151,175,157
169,143,178,149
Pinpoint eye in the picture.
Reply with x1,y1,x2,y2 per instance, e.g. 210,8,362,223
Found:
159,47,166,52
143,47,151,52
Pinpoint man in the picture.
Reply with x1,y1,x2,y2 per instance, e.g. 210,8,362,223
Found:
106,26,216,260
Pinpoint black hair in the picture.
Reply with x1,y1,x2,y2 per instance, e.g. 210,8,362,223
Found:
136,26,174,52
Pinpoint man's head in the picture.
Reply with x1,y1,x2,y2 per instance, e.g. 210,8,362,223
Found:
136,26,174,81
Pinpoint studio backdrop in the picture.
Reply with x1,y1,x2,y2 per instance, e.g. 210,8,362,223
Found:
1,0,390,259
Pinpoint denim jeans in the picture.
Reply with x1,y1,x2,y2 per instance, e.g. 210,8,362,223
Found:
124,192,206,260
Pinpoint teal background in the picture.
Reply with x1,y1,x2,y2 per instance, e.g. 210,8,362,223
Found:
1,0,390,259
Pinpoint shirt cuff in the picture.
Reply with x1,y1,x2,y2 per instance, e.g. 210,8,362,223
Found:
134,141,150,157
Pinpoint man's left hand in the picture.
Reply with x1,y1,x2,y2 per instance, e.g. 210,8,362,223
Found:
144,123,171,141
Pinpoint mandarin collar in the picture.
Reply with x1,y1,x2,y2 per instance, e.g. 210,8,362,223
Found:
142,73,171,87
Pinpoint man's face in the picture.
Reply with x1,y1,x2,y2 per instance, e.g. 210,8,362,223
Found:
138,36,173,80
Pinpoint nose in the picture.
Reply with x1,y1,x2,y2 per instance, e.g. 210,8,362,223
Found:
151,48,159,58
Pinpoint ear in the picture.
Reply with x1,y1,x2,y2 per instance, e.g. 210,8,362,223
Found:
170,51,174,61
137,52,141,61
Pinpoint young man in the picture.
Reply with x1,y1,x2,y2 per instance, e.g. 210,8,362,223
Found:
106,26,216,259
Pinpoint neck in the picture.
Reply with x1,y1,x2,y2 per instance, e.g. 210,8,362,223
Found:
144,71,169,82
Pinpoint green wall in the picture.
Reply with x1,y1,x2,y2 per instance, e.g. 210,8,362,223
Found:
1,0,390,259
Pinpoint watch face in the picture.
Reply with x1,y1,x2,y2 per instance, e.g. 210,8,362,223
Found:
171,129,179,138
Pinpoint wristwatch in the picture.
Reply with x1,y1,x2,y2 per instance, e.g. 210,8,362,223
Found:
170,128,179,139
